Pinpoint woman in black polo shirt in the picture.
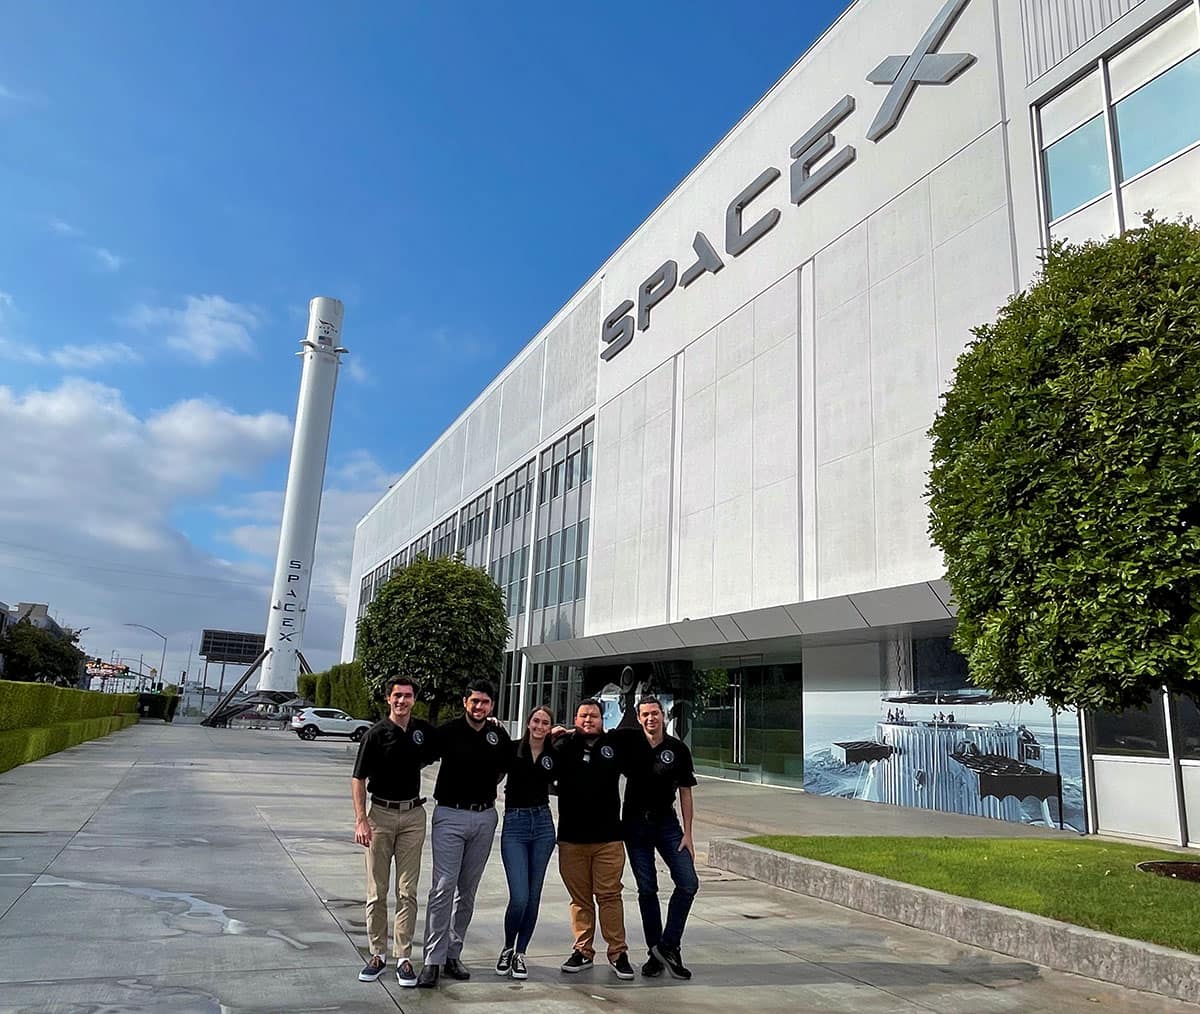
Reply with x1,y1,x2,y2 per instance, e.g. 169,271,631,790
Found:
495,705,557,979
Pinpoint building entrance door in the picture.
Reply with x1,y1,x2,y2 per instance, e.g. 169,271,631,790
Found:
691,656,804,787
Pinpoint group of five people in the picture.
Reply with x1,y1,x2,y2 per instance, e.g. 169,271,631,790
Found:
350,675,700,988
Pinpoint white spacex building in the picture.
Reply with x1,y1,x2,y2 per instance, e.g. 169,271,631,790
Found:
345,0,1200,847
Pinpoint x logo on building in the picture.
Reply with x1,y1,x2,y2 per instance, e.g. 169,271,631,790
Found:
866,0,976,142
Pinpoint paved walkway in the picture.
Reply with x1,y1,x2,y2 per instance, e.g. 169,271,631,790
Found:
0,723,1192,1013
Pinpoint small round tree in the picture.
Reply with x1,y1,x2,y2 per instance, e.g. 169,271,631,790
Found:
928,217,1200,713
356,554,510,723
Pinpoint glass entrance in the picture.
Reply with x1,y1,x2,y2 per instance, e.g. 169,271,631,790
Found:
691,657,804,787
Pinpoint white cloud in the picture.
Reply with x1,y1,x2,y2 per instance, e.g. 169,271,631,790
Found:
93,247,124,272
51,342,141,368
0,83,30,102
0,377,380,681
346,358,372,385
128,295,259,364
49,218,80,236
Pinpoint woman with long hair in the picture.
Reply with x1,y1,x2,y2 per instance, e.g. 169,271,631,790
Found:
495,705,557,979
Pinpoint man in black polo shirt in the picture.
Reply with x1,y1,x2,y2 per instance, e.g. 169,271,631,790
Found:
554,698,636,980
623,696,699,980
417,678,512,988
351,676,437,988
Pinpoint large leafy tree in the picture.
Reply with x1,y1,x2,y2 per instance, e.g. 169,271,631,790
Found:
0,620,86,685
928,218,1200,712
357,554,509,724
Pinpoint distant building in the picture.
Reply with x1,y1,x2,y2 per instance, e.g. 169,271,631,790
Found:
9,603,72,641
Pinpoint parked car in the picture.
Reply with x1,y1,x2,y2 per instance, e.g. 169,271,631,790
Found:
291,708,372,741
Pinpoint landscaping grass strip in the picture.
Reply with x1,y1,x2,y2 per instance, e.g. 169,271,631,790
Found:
746,835,1200,956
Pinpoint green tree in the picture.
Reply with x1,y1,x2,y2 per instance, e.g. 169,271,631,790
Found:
0,620,86,685
357,554,509,724
928,217,1200,712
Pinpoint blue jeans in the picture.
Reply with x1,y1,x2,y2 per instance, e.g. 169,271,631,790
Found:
624,811,699,952
500,805,556,953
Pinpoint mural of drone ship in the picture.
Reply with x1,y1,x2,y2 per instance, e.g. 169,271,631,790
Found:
830,692,1065,826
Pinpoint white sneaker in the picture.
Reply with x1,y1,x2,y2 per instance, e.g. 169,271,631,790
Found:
511,953,528,979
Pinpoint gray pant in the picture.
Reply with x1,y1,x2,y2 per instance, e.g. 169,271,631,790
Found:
422,804,498,965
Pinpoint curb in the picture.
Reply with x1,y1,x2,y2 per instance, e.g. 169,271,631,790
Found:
709,839,1200,1005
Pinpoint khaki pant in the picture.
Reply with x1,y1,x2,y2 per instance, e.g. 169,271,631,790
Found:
364,801,426,958
558,840,627,961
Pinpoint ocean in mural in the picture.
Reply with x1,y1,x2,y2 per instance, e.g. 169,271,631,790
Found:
803,695,1085,831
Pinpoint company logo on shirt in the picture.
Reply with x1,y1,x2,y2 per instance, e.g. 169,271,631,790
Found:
660,749,675,766
412,729,425,745
540,754,554,771
486,730,500,746
600,744,615,760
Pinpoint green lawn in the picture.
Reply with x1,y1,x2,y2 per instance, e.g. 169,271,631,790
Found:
745,835,1200,955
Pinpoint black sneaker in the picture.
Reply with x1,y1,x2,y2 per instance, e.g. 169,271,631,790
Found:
510,953,528,980
610,952,635,980
560,950,593,973
650,944,692,980
641,952,664,977
396,959,417,988
358,954,386,982
495,948,513,975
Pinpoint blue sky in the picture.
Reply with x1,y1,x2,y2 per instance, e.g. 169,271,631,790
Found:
0,0,847,677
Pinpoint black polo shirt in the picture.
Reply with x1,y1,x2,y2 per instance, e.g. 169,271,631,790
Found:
432,717,513,806
553,729,640,844
623,732,697,821
504,744,557,808
352,716,438,801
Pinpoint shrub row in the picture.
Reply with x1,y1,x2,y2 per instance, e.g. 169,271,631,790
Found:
0,680,138,733
297,662,380,720
0,713,139,774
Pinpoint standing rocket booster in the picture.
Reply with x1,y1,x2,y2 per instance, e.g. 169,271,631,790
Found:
259,297,347,692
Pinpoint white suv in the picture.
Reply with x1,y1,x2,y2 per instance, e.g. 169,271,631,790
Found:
292,708,372,742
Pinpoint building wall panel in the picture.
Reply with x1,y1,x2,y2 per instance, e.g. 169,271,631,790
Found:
1020,0,1146,83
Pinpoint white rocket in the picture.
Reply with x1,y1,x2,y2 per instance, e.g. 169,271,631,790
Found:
259,297,347,692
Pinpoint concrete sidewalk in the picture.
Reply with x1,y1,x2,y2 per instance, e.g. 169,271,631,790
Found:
0,723,1191,1013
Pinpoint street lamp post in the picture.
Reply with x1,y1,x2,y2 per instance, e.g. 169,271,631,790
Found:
124,623,167,692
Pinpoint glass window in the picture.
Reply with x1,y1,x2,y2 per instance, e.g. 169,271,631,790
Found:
577,519,589,559
548,534,562,569
539,468,549,504
544,567,557,607
565,453,577,490
576,557,588,599
1115,51,1200,180
562,562,575,602
518,576,527,612
1108,7,1198,103
561,524,577,561
552,461,564,499
1174,694,1200,761
1089,700,1169,757
581,444,592,482
1040,70,1102,146
1044,114,1109,219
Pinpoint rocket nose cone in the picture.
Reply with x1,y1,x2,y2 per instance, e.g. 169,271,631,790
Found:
307,297,344,348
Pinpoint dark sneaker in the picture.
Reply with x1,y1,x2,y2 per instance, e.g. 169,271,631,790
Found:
650,944,692,980
396,959,417,987
358,954,386,982
610,952,635,980
560,950,593,973
510,953,528,980
495,947,514,975
416,964,439,988
443,957,471,981
641,952,664,977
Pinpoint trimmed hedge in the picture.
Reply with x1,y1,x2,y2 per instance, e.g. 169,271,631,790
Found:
299,662,381,720
0,680,137,732
0,680,140,773
0,713,139,774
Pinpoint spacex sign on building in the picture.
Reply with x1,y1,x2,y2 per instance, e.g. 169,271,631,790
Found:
601,0,977,363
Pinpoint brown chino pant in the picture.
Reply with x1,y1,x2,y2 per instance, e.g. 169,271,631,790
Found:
557,840,627,961
364,801,427,959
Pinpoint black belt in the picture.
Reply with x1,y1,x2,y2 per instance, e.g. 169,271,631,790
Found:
439,801,494,812
371,795,425,811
